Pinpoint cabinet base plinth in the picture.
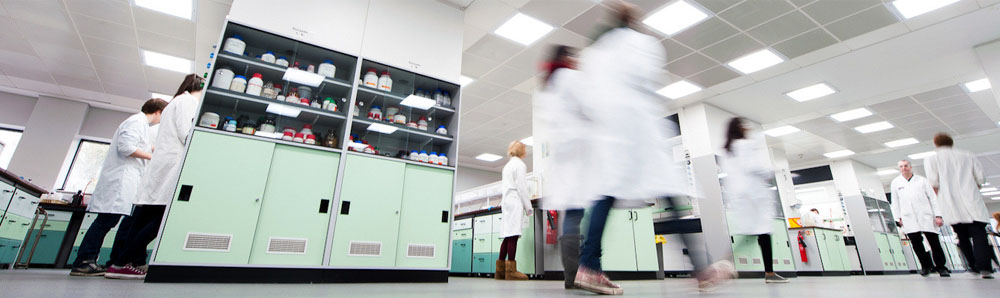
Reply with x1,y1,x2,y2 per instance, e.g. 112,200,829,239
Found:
794,271,851,276
145,265,448,283
861,270,911,275
736,271,799,279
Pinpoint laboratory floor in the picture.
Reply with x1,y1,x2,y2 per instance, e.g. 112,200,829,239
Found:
0,270,998,297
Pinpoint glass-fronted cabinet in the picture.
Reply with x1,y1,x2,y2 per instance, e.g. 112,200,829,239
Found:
864,196,887,233
877,200,898,235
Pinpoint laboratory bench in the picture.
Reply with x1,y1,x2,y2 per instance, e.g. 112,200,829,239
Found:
788,226,853,276
0,168,49,269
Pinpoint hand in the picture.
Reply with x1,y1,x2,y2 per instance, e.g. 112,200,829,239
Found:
896,220,902,228
525,209,533,216
151,145,156,153
934,217,943,227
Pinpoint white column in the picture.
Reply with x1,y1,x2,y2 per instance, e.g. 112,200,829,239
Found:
974,39,1000,108
8,96,88,190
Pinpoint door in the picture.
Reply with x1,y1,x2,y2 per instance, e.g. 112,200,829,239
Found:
514,213,535,274
395,165,454,268
249,146,341,265
632,208,659,271
732,235,761,271
888,234,907,269
815,230,834,270
598,209,637,271
450,239,472,273
769,220,794,271
472,234,491,254
329,155,405,267
155,131,275,264
874,233,894,270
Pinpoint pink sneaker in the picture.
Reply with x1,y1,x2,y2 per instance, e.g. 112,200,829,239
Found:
104,265,146,280
697,261,736,292
573,266,623,295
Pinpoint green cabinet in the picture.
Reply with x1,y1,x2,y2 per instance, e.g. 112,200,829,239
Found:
249,146,341,266
582,207,657,272
887,234,907,269
155,131,276,264
395,165,454,268
329,154,406,267
874,233,895,270
472,252,491,273
450,239,472,273
472,233,491,254
731,219,795,272
769,220,795,271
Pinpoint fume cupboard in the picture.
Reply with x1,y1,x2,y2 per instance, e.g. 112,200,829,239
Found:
146,15,463,283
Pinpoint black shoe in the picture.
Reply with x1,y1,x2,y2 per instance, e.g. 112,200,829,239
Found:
70,260,106,277
982,271,994,279
937,268,951,277
919,269,930,277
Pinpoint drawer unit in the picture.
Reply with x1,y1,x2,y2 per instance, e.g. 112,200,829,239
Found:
452,229,472,240
472,252,492,273
491,214,502,234
472,234,491,254
44,210,73,222
473,216,491,235
450,239,472,273
9,190,40,218
491,233,503,253
0,182,14,211
453,218,471,231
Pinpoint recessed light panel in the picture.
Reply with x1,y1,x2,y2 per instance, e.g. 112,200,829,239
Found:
980,187,998,192
908,151,936,160
878,169,899,176
642,0,710,36
150,92,173,101
885,138,918,148
983,191,1000,196
727,49,784,74
656,80,702,99
763,125,800,137
963,78,991,92
142,50,191,73
823,150,855,158
135,0,193,19
494,13,553,46
520,136,534,146
786,83,836,102
476,153,503,162
830,108,872,122
892,0,960,19
854,121,893,134
460,75,476,86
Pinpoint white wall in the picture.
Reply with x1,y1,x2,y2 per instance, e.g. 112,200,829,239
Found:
80,108,132,140
0,91,37,127
455,166,500,192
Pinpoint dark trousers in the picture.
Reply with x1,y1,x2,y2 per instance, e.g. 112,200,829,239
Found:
107,215,142,266
580,196,615,271
907,232,947,271
757,234,773,273
952,222,991,272
113,205,165,267
563,209,584,235
72,213,121,267
498,236,520,261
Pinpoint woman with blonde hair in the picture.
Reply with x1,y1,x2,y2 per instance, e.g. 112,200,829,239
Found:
495,140,531,280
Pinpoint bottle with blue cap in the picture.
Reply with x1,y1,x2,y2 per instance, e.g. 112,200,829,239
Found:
223,34,245,55
318,59,337,78
418,150,429,163
440,154,448,166
229,75,247,93
429,152,439,164
409,150,419,161
433,89,444,106
435,125,447,134
261,51,276,63
276,56,289,67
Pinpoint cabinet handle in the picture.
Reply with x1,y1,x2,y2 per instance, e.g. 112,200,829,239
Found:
628,211,634,221
2,190,10,193
18,196,25,200
319,199,330,213
178,185,193,201
340,201,350,215
441,211,449,223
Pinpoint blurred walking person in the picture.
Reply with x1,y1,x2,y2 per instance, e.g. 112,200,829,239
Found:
495,141,532,281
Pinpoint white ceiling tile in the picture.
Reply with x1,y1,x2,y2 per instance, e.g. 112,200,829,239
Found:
463,25,488,51
701,34,764,63
461,81,507,100
538,28,593,50
459,110,494,130
824,6,899,41
563,3,614,39
59,86,108,102
687,65,741,88
0,34,35,56
143,66,186,95
841,22,909,51
772,28,838,59
0,75,14,87
137,30,195,60
468,98,519,117
82,35,141,62
90,54,144,78
671,17,739,50
801,0,880,25
480,65,534,89
73,12,137,46
504,46,546,74
464,0,518,31
465,34,524,64
4,0,73,30
52,74,103,93
512,73,542,94
520,0,596,27
31,42,93,67
0,56,49,79
103,81,148,99
14,19,82,48
717,0,795,30
8,77,62,94
691,0,743,13
65,0,133,27
42,61,99,81
492,89,532,107
133,7,195,42
666,52,716,77
912,86,965,102
746,10,816,45
661,39,692,62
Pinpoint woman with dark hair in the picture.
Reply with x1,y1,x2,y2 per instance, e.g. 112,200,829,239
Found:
720,117,789,283
105,74,205,280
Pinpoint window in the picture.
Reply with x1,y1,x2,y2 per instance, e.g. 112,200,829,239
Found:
0,128,23,169
63,140,111,193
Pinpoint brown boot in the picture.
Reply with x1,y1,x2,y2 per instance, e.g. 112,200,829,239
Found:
505,260,529,280
495,260,505,280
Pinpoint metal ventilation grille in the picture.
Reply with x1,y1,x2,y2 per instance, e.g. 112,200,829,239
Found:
267,238,307,254
184,233,231,251
348,241,381,256
772,259,778,264
783,259,792,265
752,258,762,265
737,257,749,265
407,244,435,258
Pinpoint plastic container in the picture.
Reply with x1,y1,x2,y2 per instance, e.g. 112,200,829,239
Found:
363,144,375,154
353,101,362,117
305,134,317,145
417,117,428,131
260,116,277,133
276,95,286,102
311,100,322,109
286,91,299,104
293,133,305,143
433,89,444,106
418,151,429,163
378,71,392,92
245,73,264,96
435,125,447,134
223,117,237,132
300,98,310,106
429,152,438,164
198,112,220,128
298,86,312,99
282,131,294,141
241,123,256,135
272,84,283,98
440,154,448,166
222,35,246,55
323,97,337,111
307,64,316,73
415,89,425,98
229,75,247,93
301,124,313,136
283,127,297,136
394,114,407,125
368,105,382,121
261,51,276,63
409,150,419,161
363,69,379,88
443,91,452,107
407,121,418,128
212,68,235,89
318,60,336,78
386,106,399,122
276,56,289,67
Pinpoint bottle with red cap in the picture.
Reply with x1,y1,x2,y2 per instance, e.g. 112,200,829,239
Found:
293,133,305,143
305,134,317,144
378,71,392,92
301,124,313,136
245,73,264,96
417,117,428,131
281,131,294,141
363,68,379,88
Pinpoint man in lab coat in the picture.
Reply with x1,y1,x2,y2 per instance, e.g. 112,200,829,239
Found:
890,159,948,277
923,133,992,279
70,98,168,276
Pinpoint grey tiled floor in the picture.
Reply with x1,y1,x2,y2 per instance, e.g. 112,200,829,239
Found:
0,269,998,297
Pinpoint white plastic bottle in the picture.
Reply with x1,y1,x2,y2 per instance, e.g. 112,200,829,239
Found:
440,154,448,166
261,51,276,63
276,56,289,67
443,91,452,107
409,150,419,161
418,151,429,163
378,71,392,92
222,35,245,55
363,69,379,89
318,60,337,78
429,152,439,164
435,125,447,134
245,73,264,96
417,117,428,131
229,75,247,93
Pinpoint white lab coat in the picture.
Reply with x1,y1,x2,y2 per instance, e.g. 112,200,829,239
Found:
501,157,532,238
88,113,152,215
924,147,987,225
722,139,776,235
889,174,941,234
134,92,199,206
536,69,596,211
578,27,688,205
799,211,825,228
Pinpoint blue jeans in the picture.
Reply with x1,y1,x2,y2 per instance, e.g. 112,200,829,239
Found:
73,213,121,267
580,197,615,271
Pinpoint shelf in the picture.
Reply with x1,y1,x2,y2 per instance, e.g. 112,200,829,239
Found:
194,127,343,154
355,86,456,115
351,117,454,143
216,52,354,89
345,151,454,171
206,88,348,121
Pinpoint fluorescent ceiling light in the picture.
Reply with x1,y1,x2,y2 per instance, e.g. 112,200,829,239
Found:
718,173,728,178
494,13,553,46
727,49,784,74
908,151,936,160
892,0,960,19
992,197,1000,201
400,95,436,110
963,78,991,92
150,92,172,101
983,191,1000,196
476,153,503,162
142,50,191,73
642,0,709,36
265,104,301,117
885,138,919,148
135,0,192,20
823,150,855,158
520,136,534,146
830,108,872,122
980,187,998,192
367,123,398,134
763,125,800,137
657,80,702,99
282,68,324,87
795,187,826,193
460,75,476,86
878,169,899,176
786,83,836,102
854,121,893,134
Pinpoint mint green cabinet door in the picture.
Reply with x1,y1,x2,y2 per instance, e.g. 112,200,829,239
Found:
249,146,341,266
632,208,658,271
888,234,907,269
598,209,637,271
732,235,760,271
769,220,794,271
514,213,535,274
472,233,491,254
329,155,405,267
395,165,454,268
816,230,834,270
874,233,894,270
155,131,275,265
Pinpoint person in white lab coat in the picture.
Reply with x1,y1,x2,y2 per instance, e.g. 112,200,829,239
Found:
721,117,789,283
889,159,948,276
799,208,826,228
496,141,532,281
923,133,992,279
105,74,205,280
70,98,168,276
